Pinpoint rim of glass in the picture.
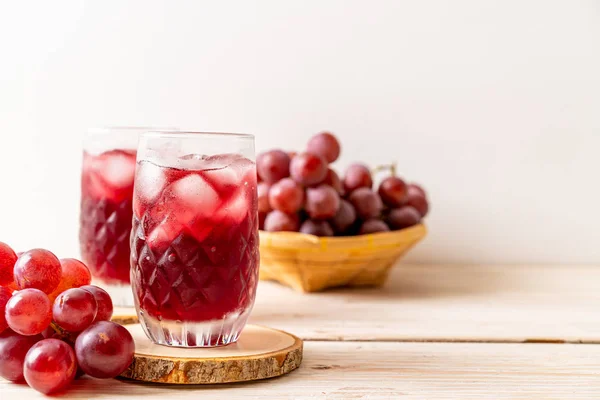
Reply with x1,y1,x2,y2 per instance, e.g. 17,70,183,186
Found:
89,126,177,132
142,130,254,139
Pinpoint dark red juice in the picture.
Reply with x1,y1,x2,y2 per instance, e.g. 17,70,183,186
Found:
130,154,259,323
79,149,137,284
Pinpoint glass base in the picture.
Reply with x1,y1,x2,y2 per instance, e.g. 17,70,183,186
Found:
92,279,134,307
136,309,251,348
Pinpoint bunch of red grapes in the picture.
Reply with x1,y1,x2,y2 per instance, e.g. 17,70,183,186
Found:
258,132,429,236
0,243,135,395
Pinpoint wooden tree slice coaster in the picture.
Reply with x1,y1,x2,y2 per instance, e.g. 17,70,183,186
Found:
111,307,138,325
120,324,303,384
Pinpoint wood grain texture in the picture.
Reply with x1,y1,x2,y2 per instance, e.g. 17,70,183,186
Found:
120,324,303,384
250,264,600,343
112,307,138,325
2,341,599,399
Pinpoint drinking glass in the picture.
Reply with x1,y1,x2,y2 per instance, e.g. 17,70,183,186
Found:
79,127,172,306
131,131,259,347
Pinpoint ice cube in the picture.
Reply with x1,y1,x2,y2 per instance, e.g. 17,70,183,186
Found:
170,173,221,216
200,166,239,193
201,156,256,193
216,188,249,225
147,216,182,252
202,153,243,169
176,154,208,171
97,150,137,190
176,153,244,172
135,160,166,201
147,173,222,249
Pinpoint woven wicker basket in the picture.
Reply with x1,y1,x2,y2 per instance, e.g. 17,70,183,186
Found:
258,224,427,292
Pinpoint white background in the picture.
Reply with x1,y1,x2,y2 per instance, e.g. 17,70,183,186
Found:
0,0,598,265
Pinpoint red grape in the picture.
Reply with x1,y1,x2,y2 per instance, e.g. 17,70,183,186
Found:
24,338,77,394
257,182,272,213
263,210,300,232
0,329,43,381
290,152,328,186
348,188,383,220
406,185,429,217
378,176,408,207
322,168,344,195
53,288,98,332
343,163,373,193
75,321,135,379
14,249,61,294
305,184,341,220
408,183,427,197
300,220,334,237
330,199,357,233
257,150,290,183
49,258,92,302
359,219,390,234
0,241,17,287
387,206,421,229
0,286,11,333
307,131,341,163
268,178,304,214
80,285,113,322
5,289,52,336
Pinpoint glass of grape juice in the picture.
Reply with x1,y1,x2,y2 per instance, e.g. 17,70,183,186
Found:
131,131,259,347
79,127,170,306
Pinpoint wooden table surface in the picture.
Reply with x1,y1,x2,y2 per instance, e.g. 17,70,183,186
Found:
2,264,599,399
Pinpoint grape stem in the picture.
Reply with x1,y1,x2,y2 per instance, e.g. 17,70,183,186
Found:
372,163,397,176
50,321,78,344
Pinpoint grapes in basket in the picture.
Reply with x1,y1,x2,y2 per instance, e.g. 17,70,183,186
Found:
258,132,429,236
0,242,134,395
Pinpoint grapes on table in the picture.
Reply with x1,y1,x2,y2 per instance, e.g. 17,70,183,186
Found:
24,338,77,394
5,289,53,336
0,286,12,333
75,321,135,379
268,178,304,214
290,152,328,186
0,241,18,287
13,249,62,294
307,131,341,163
0,329,43,382
53,288,98,332
49,258,92,302
80,285,114,322
0,246,134,395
